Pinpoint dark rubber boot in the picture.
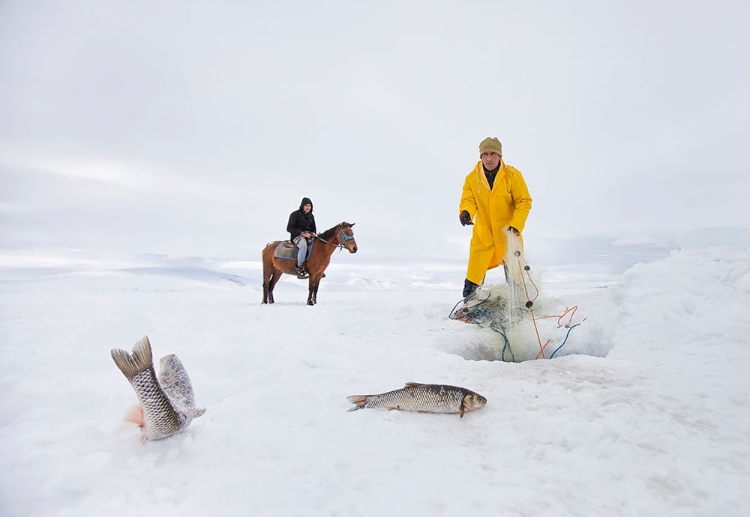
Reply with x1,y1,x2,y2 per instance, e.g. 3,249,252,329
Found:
462,279,479,299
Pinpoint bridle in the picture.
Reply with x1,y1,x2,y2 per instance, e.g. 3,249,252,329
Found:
315,226,355,249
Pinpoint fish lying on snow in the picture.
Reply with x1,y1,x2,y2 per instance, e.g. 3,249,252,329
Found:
347,382,487,418
111,336,206,441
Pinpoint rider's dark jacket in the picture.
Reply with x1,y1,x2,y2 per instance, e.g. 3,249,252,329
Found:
287,197,317,240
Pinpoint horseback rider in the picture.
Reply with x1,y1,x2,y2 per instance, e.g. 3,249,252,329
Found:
287,197,317,279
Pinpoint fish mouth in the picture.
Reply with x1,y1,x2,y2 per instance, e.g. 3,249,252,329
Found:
159,354,177,366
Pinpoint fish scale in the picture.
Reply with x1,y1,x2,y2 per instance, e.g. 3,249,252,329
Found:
130,368,185,438
368,385,465,412
348,383,487,418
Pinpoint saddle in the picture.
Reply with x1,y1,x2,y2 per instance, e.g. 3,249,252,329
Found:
273,239,314,261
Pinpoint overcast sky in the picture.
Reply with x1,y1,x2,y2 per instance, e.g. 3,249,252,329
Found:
1,1,748,266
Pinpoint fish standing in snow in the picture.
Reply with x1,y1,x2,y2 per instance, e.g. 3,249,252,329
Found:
347,382,487,418
111,336,206,441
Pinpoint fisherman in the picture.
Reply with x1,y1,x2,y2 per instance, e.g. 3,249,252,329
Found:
458,137,532,299
287,197,317,279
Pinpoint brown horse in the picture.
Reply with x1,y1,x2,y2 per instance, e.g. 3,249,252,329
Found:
262,222,358,305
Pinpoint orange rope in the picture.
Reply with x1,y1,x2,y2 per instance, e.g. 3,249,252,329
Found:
535,306,579,327
535,338,552,360
557,306,578,328
514,252,546,358
514,252,539,302
528,306,546,359
513,251,580,359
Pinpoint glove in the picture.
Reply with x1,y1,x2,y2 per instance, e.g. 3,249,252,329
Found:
460,211,473,226
508,226,519,235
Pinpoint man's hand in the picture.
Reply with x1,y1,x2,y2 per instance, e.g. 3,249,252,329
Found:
301,231,313,238
508,226,519,235
460,211,473,226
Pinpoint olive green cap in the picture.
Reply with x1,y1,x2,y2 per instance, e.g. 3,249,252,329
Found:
479,137,502,156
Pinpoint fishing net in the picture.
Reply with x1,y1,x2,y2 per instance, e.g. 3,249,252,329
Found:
449,229,583,362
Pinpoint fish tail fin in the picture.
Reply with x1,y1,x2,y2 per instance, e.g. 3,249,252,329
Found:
346,395,367,411
124,404,145,428
111,335,154,379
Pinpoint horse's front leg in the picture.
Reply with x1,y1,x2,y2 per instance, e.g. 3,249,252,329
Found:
307,277,321,306
311,277,322,305
307,278,315,306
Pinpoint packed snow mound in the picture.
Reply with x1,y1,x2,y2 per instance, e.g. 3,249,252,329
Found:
446,245,750,363
607,245,750,360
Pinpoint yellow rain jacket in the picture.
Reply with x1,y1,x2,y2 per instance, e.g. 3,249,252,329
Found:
459,161,532,285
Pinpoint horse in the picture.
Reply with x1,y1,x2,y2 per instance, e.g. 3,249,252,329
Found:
262,222,358,306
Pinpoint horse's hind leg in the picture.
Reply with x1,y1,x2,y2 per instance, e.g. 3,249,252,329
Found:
262,266,279,304
267,270,282,304
262,263,273,304
262,249,274,304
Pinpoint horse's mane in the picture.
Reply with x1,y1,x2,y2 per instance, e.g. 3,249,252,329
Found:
318,222,352,241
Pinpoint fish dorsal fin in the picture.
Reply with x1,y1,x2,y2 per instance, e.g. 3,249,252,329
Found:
404,382,423,388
